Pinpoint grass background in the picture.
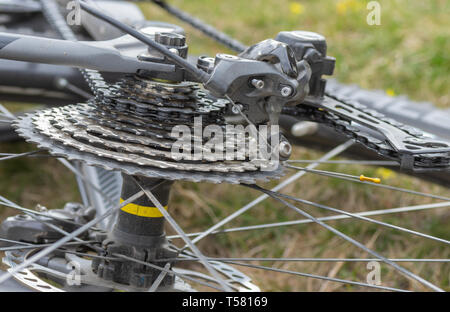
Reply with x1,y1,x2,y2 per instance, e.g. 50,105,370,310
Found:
0,0,449,291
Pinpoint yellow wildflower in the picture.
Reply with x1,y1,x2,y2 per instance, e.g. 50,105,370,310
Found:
337,1,348,14
375,168,396,180
386,88,395,97
289,2,305,15
336,0,363,15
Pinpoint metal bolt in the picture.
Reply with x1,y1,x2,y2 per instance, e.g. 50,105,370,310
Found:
221,54,239,59
231,104,243,115
279,141,292,159
169,48,179,55
251,79,265,89
35,204,48,212
281,86,293,97
55,78,68,89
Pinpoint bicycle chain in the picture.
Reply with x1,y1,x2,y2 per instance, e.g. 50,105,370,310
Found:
283,97,449,171
39,0,106,97
148,0,247,52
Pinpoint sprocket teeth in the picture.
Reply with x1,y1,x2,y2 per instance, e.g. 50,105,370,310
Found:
15,109,284,184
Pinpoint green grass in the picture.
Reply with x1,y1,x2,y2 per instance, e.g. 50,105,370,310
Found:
0,142,80,214
1,0,450,291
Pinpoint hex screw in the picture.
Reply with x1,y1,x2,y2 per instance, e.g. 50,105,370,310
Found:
279,140,292,158
251,79,265,89
281,86,293,97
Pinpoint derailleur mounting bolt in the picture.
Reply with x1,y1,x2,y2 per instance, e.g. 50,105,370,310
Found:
281,86,293,97
279,140,292,159
251,79,265,89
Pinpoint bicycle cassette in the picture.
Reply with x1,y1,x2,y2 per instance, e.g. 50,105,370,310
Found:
13,77,285,184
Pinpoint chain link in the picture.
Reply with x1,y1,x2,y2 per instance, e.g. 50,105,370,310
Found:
283,97,449,171
39,0,107,97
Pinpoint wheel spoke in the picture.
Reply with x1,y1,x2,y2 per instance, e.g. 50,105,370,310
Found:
0,104,15,119
225,94,273,151
55,78,93,99
148,263,171,292
186,140,354,247
165,257,450,263
0,153,55,158
286,160,399,166
57,159,123,229
246,185,450,245
177,253,409,292
114,254,224,291
57,159,117,209
227,261,410,292
24,212,86,244
0,151,42,161
285,164,380,181
168,201,450,239
0,194,90,228
0,238,95,252
254,186,444,292
20,212,105,254
285,164,450,201
0,190,145,285
2,239,224,291
134,178,234,292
